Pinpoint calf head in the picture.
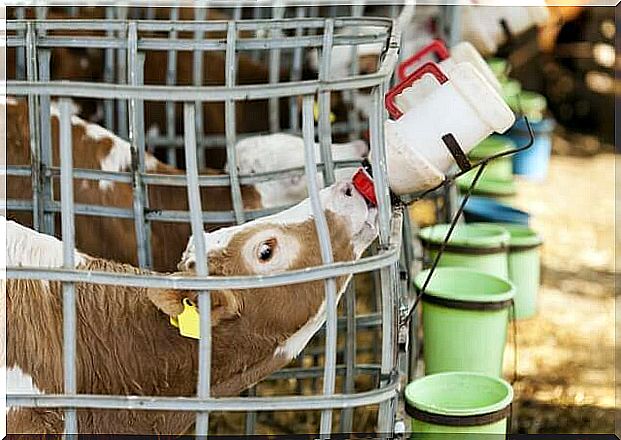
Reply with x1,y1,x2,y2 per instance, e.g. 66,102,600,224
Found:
178,179,377,273
151,180,377,309
147,181,378,395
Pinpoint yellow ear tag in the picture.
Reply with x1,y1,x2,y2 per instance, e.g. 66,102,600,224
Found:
169,298,200,339
313,102,336,123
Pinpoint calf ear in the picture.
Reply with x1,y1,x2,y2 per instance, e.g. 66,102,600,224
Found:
146,288,188,317
211,290,242,325
147,289,242,327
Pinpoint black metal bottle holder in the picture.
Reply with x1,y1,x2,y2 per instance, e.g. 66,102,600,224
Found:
405,115,535,314
361,113,534,317
363,113,533,423
352,14,540,432
367,31,535,432
384,115,532,434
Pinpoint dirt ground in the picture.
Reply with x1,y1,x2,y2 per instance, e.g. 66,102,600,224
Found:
502,151,616,434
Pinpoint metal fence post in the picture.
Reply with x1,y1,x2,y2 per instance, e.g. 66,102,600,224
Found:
115,11,129,140
37,48,54,235
165,6,180,167
25,22,42,231
369,83,397,434
224,21,246,225
14,7,26,80
184,103,212,437
59,98,78,436
268,7,284,134
128,22,152,269
345,3,365,140
193,4,207,169
317,19,336,187
287,7,306,134
302,96,338,437
103,6,115,131
340,280,357,433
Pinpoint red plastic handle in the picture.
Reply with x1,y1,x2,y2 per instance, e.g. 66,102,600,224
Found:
385,61,450,120
352,167,377,207
397,39,450,81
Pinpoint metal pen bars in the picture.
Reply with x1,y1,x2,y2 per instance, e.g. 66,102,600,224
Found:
5,14,407,436
9,6,387,155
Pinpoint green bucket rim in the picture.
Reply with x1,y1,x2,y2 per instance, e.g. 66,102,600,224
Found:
418,223,510,250
469,135,517,160
501,79,522,99
497,223,543,250
405,372,514,419
414,267,515,305
457,174,517,196
506,90,547,120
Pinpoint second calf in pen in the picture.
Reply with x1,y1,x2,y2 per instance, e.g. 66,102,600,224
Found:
7,8,292,168
233,133,369,208
6,98,262,272
6,180,378,435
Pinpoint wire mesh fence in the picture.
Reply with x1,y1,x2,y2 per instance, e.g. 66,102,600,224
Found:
7,5,413,167
4,7,418,436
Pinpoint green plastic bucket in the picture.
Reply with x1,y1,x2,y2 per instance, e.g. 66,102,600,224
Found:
500,223,543,319
415,267,514,376
468,136,516,181
488,58,509,82
418,223,510,279
406,372,513,439
506,91,547,123
501,79,521,102
457,173,517,204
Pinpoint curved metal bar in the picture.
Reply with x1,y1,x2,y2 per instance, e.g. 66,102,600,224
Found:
7,70,395,99
8,380,399,412
400,116,536,205
8,16,394,32
3,199,288,224
6,215,402,291
3,160,365,186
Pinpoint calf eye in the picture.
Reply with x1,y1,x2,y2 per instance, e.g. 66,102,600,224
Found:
257,238,277,262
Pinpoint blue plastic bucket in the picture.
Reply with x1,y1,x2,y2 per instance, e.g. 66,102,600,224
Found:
508,118,555,181
463,196,530,226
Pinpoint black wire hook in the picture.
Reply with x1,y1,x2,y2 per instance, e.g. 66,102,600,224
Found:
413,115,536,203
402,115,535,322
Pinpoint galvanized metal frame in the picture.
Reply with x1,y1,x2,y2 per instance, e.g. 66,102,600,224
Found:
9,6,400,144
59,97,78,435
5,13,407,437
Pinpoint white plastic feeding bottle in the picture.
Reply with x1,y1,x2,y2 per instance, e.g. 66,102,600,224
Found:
461,4,550,55
381,61,515,195
398,39,502,93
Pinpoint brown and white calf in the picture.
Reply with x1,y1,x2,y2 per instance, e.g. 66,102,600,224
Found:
6,8,291,168
233,133,369,208
5,181,378,435
6,97,262,272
